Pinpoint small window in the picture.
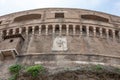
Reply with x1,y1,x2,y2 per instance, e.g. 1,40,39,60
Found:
10,39,13,43
55,13,64,18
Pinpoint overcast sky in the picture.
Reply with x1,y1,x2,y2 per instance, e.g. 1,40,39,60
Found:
0,0,120,16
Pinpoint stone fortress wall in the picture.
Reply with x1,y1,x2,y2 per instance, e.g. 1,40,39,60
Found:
0,8,120,79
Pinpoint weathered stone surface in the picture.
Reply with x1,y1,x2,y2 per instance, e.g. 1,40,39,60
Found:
0,8,120,79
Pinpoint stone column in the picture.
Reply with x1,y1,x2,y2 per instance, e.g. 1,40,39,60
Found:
19,28,22,34
106,29,109,39
13,28,16,35
53,25,55,34
59,25,62,36
32,27,35,34
73,25,76,35
80,25,82,36
100,28,102,38
66,25,69,35
46,25,48,35
26,27,28,35
39,25,41,35
93,27,96,37
112,30,115,41
6,29,9,36
86,26,89,36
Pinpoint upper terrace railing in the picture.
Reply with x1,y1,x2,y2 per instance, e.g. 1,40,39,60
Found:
0,23,120,42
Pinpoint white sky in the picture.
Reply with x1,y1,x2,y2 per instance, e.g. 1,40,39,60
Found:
0,0,120,16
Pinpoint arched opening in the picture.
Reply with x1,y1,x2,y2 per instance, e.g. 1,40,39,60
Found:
28,26,32,34
75,25,80,35
96,27,100,37
41,25,46,35
15,28,19,34
89,26,94,36
115,30,119,40
62,24,66,35
102,28,107,38
2,30,7,37
108,29,113,39
34,26,39,34
22,27,26,34
55,25,60,34
82,25,87,36
69,25,73,35
9,29,13,35
48,25,53,35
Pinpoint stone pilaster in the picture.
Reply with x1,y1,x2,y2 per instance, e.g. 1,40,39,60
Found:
66,25,69,35
46,25,48,35
19,28,22,34
86,26,89,36
93,27,96,37
73,25,76,35
80,26,82,36
6,29,9,36
112,30,115,41
13,28,16,35
100,28,102,38
26,27,28,35
32,27,35,34
39,25,41,35
53,25,55,34
59,25,62,36
106,29,109,39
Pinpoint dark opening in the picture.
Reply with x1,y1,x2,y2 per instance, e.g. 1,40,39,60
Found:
14,14,41,22
108,29,113,38
28,27,32,34
41,25,46,35
62,24,66,35
115,30,119,38
0,21,2,24
48,25,53,34
10,39,13,43
55,25,60,34
89,26,94,36
69,25,73,35
102,28,106,37
96,27,100,36
81,15,109,22
82,26,87,34
15,28,19,34
76,25,80,35
55,13,64,18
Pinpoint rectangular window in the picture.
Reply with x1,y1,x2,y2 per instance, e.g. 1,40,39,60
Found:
55,13,64,18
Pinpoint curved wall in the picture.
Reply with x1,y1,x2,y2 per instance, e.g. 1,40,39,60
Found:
0,8,120,70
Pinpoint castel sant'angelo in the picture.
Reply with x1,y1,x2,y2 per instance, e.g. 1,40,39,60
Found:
0,8,120,80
